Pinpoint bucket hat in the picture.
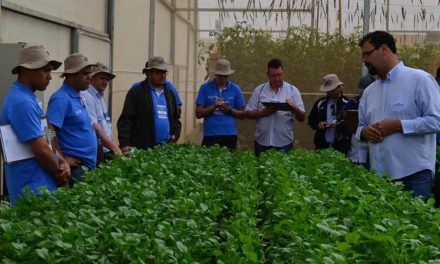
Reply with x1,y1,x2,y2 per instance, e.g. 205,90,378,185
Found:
143,56,168,72
319,74,344,92
211,59,235,76
11,44,62,74
60,53,96,77
91,62,115,79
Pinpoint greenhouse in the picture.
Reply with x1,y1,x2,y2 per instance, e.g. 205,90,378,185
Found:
1,0,440,262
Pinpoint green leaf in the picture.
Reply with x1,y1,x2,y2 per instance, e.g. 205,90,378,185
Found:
35,248,49,259
176,241,188,253
345,232,360,243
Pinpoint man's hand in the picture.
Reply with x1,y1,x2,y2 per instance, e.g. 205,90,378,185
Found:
214,98,224,107
318,121,329,130
56,162,70,187
169,135,177,143
120,146,132,153
361,125,384,143
260,106,277,117
286,99,297,111
372,119,402,137
219,103,232,114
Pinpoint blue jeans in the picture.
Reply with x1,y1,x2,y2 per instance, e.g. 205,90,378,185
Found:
69,166,85,188
254,141,293,157
396,169,433,201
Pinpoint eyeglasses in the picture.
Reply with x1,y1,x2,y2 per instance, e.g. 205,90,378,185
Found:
361,47,379,58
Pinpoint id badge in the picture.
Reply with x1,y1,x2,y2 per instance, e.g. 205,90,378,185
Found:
157,105,168,119
104,112,111,122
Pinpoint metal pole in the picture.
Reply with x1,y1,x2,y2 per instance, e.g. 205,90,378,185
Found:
338,0,342,36
386,0,390,31
362,0,371,76
148,0,156,58
326,0,329,33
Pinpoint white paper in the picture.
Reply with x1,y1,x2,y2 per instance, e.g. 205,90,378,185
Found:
0,118,49,163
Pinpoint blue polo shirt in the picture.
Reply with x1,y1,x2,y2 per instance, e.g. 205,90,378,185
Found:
147,81,170,144
195,80,246,136
0,81,57,206
47,83,97,169
132,80,182,106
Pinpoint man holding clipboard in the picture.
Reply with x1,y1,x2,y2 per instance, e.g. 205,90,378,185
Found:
0,45,70,206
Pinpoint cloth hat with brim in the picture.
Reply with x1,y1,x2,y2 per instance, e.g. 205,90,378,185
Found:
11,44,62,74
211,59,235,76
91,62,115,80
60,53,96,77
319,74,344,92
142,56,168,72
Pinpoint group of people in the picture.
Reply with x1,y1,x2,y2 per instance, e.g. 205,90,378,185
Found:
2,30,440,206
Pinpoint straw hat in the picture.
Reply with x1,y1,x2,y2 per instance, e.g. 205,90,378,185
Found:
143,56,168,72
319,74,344,92
60,53,96,77
212,59,235,76
11,44,62,74
91,62,115,79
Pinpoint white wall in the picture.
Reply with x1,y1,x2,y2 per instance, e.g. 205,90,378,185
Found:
5,0,107,32
0,9,71,110
0,0,203,144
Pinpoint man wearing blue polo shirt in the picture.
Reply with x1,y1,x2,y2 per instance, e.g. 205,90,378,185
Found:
195,59,246,150
118,56,181,152
0,44,70,206
47,53,98,186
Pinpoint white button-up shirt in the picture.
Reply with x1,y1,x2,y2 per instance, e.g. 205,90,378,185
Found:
246,81,305,147
356,62,440,179
81,85,113,152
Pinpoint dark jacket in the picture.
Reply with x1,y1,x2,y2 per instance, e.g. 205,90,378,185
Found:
117,79,181,150
308,95,351,154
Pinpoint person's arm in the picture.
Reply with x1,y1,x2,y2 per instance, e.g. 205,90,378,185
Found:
28,136,68,187
245,85,276,119
307,99,322,130
289,88,306,122
218,105,246,119
220,87,246,119
117,89,137,151
170,89,181,143
93,123,121,154
287,99,305,122
195,100,223,118
387,75,440,136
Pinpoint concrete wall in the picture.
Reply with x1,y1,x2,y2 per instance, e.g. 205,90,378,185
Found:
0,0,202,145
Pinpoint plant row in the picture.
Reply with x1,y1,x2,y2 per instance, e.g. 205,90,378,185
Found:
1,144,440,263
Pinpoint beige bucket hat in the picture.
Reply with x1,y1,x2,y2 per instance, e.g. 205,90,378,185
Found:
212,59,235,76
91,62,115,79
143,56,168,72
11,44,62,74
60,53,96,77
319,74,344,92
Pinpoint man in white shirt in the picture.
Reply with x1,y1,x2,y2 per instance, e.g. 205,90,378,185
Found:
246,58,305,156
81,63,121,158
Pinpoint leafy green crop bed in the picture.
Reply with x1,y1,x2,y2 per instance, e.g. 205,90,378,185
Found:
1,144,440,263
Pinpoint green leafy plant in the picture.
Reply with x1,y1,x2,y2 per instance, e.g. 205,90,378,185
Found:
1,145,440,262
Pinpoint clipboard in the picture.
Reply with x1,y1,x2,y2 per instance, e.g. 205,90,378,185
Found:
261,102,292,111
0,117,53,163
341,110,359,134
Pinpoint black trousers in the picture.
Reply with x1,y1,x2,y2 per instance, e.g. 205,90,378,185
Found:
202,135,237,151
